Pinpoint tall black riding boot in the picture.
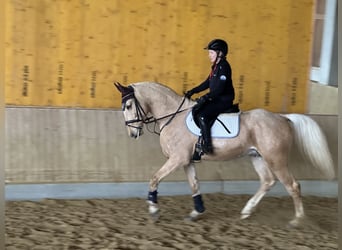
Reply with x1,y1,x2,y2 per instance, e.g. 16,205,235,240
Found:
198,116,213,154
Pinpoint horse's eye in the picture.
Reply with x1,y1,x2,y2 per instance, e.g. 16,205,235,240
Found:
126,104,132,110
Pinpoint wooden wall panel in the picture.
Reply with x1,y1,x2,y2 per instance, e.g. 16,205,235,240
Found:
5,0,314,112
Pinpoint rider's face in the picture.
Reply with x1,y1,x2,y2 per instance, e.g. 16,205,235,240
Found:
208,50,218,64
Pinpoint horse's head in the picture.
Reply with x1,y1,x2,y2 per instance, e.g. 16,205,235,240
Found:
114,82,146,139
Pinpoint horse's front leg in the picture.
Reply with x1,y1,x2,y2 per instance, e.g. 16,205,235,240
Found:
147,157,188,220
184,163,205,221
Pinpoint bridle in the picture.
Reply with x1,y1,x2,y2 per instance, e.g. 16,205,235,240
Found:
122,92,189,135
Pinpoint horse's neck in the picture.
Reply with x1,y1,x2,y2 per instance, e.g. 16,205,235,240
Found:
138,91,180,117
136,84,192,126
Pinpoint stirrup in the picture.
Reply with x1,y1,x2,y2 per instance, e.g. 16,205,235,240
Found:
191,138,203,162
191,150,202,162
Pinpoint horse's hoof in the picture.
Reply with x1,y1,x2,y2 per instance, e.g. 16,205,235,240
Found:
240,213,250,220
148,201,159,214
287,218,300,228
184,215,197,222
184,210,204,222
150,211,160,223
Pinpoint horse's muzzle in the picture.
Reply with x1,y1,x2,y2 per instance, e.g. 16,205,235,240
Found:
130,127,144,139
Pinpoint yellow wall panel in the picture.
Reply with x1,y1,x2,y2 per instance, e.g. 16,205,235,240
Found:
5,0,314,112
286,0,314,113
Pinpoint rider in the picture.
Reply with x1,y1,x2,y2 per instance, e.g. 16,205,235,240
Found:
185,39,235,154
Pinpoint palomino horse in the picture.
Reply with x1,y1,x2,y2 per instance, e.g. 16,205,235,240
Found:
114,81,334,226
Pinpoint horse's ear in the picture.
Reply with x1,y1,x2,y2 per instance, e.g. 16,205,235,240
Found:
114,82,134,101
114,82,124,93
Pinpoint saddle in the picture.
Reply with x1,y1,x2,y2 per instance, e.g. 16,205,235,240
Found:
185,103,241,138
222,103,240,113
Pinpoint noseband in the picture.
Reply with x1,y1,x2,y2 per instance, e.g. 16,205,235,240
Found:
122,93,152,130
121,90,188,135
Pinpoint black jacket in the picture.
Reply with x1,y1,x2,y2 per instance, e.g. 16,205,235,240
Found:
192,59,235,104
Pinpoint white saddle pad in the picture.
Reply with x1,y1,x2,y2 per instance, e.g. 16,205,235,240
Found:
185,111,240,138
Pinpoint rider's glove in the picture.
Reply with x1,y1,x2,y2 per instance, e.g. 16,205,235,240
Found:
184,89,195,99
197,94,210,105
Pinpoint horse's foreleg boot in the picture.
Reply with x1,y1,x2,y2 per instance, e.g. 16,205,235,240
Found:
147,190,158,203
184,194,205,221
147,190,159,219
193,194,205,213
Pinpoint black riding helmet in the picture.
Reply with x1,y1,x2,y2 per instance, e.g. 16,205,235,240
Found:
204,39,228,56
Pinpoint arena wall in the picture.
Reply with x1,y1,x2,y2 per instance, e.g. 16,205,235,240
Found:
5,106,337,184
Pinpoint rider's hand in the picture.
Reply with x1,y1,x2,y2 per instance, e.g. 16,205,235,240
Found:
184,89,195,99
197,94,209,105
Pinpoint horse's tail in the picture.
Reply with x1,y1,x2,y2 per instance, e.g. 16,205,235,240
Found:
282,114,335,179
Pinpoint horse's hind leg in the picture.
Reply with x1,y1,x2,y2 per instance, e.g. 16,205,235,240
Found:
271,161,304,227
184,163,205,220
241,156,276,219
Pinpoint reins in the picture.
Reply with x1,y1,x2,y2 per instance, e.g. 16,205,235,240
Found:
158,96,187,134
125,95,190,136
